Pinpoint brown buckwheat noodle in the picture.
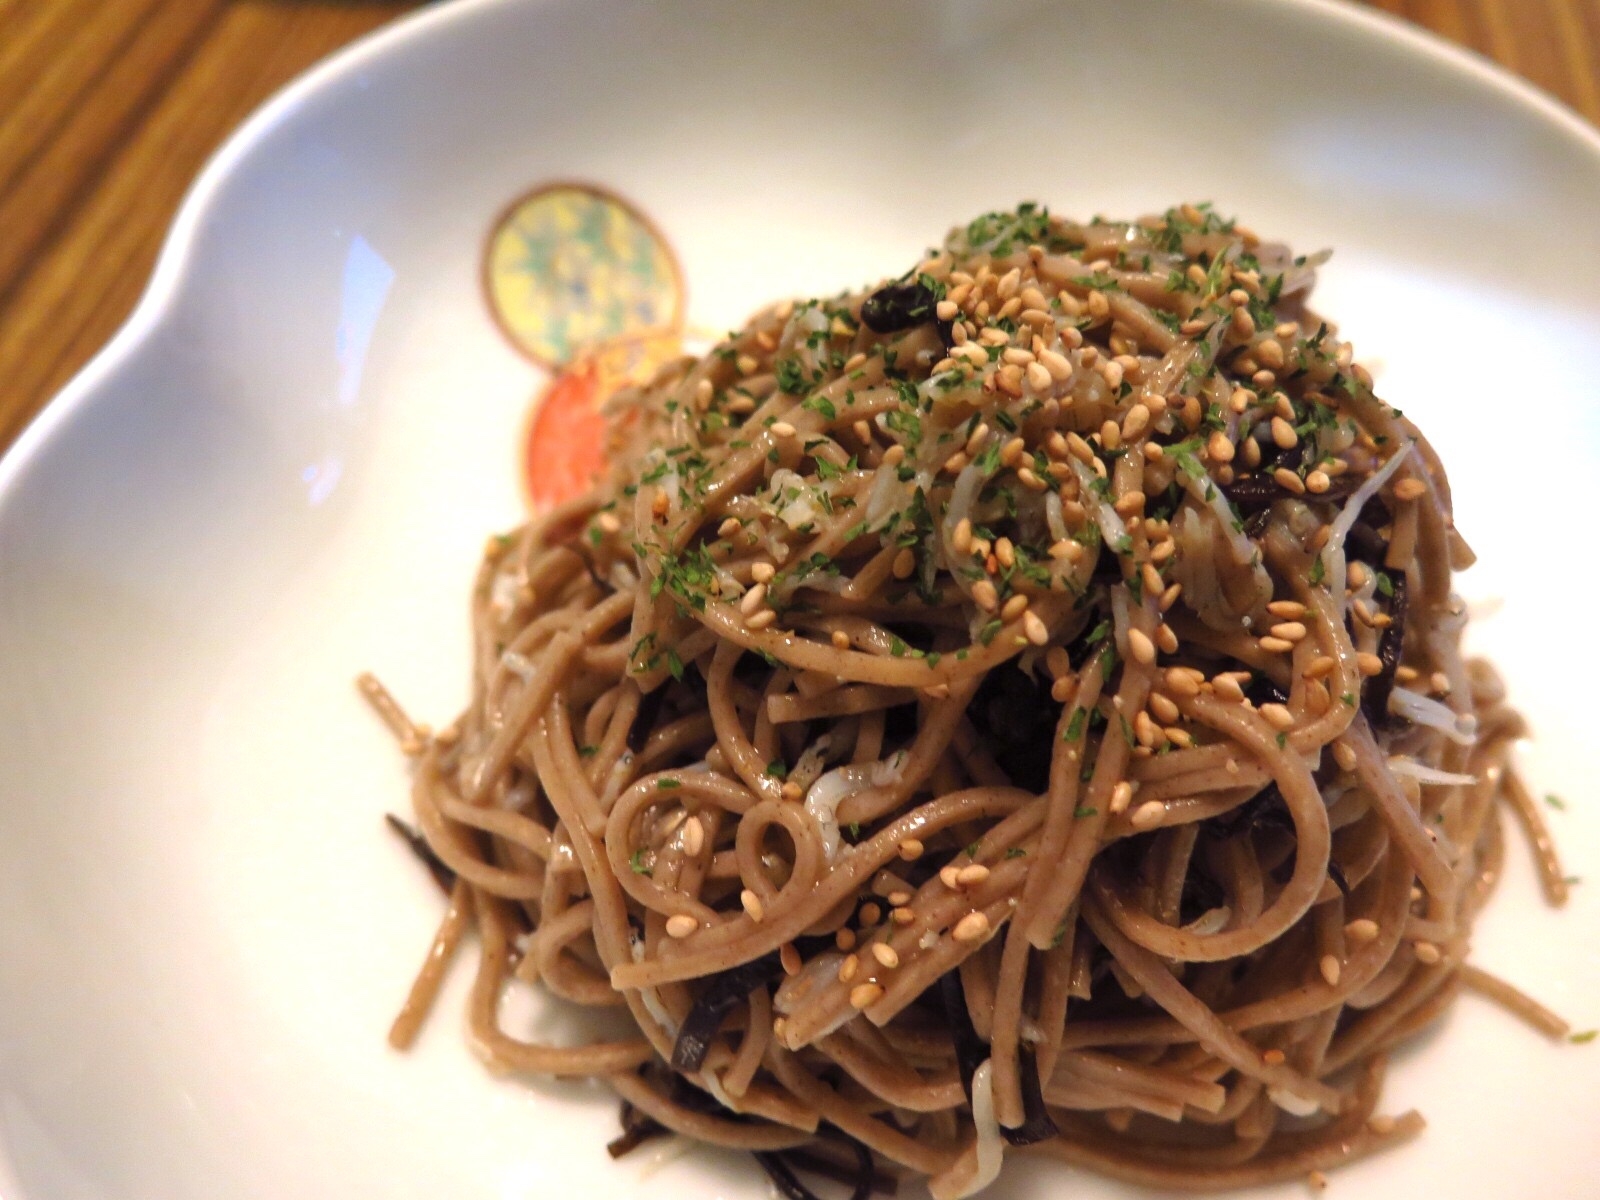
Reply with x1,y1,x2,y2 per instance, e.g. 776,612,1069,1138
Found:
368,204,1570,1196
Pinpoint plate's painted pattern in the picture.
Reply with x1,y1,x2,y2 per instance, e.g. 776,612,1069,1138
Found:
483,183,685,508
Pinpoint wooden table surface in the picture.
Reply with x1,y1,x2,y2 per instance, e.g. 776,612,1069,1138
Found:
2,0,1597,454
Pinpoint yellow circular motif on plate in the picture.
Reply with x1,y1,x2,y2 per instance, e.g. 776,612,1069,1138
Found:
484,183,684,367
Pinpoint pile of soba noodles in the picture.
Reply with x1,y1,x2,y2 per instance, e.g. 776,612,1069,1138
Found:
371,204,1570,1197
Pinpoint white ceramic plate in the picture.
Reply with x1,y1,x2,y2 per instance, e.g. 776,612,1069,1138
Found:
2,1,1598,1197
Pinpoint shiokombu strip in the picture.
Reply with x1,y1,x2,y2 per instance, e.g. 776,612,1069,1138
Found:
374,203,1571,1196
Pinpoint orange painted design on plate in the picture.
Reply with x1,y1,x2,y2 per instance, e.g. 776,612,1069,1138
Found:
484,182,686,509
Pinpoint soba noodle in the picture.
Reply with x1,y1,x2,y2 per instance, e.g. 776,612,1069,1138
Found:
371,204,1569,1196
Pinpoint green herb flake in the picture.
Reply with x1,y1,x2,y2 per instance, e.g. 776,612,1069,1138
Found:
656,778,681,790
1570,1030,1598,1045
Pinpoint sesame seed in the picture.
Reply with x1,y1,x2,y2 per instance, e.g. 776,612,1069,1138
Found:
1260,703,1295,731
1214,674,1246,702
972,579,999,611
1333,741,1359,772
1308,1169,1329,1192
1356,652,1383,677
1258,635,1294,654
1272,467,1305,495
881,444,906,467
1344,918,1380,943
838,953,860,983
952,911,992,943
1110,781,1134,814
780,943,801,975
952,517,973,554
750,560,776,584
1023,611,1049,646
1270,416,1298,450
682,816,705,856
859,902,882,927
665,914,698,939
849,982,885,1009
1256,339,1285,370
994,536,1016,568
1017,466,1048,491
1207,430,1235,463
1165,667,1201,697
1127,629,1157,664
739,583,768,615
892,547,916,580
935,300,959,321
1155,624,1179,654
835,928,857,952
1262,1048,1287,1066
1149,693,1180,724
745,608,778,631
780,781,803,802
1025,360,1052,391
1305,470,1331,494
1413,940,1442,964
1001,593,1029,621
597,512,623,535
1099,419,1122,451
871,942,900,969
1165,727,1194,749
1141,563,1164,597
736,353,759,375
1319,954,1341,986
956,863,991,887
1367,1114,1398,1136
1131,800,1166,830
890,906,914,925
1270,621,1307,642
1122,404,1151,441
831,630,851,650
1393,477,1427,502
1267,600,1307,619
741,889,765,922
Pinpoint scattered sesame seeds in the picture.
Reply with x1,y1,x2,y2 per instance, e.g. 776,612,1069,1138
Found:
745,608,778,631
1356,652,1383,677
892,547,917,580
665,914,698,939
1270,621,1308,642
1001,593,1030,621
838,954,860,983
1319,954,1342,986
1258,635,1295,654
1393,477,1428,502
899,839,925,862
682,816,705,856
739,583,768,615
972,579,1000,612
831,629,852,650
780,943,801,976
956,863,991,887
1413,940,1442,965
871,942,900,969
1305,655,1337,679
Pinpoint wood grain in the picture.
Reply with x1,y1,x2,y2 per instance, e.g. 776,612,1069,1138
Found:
0,0,1596,452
